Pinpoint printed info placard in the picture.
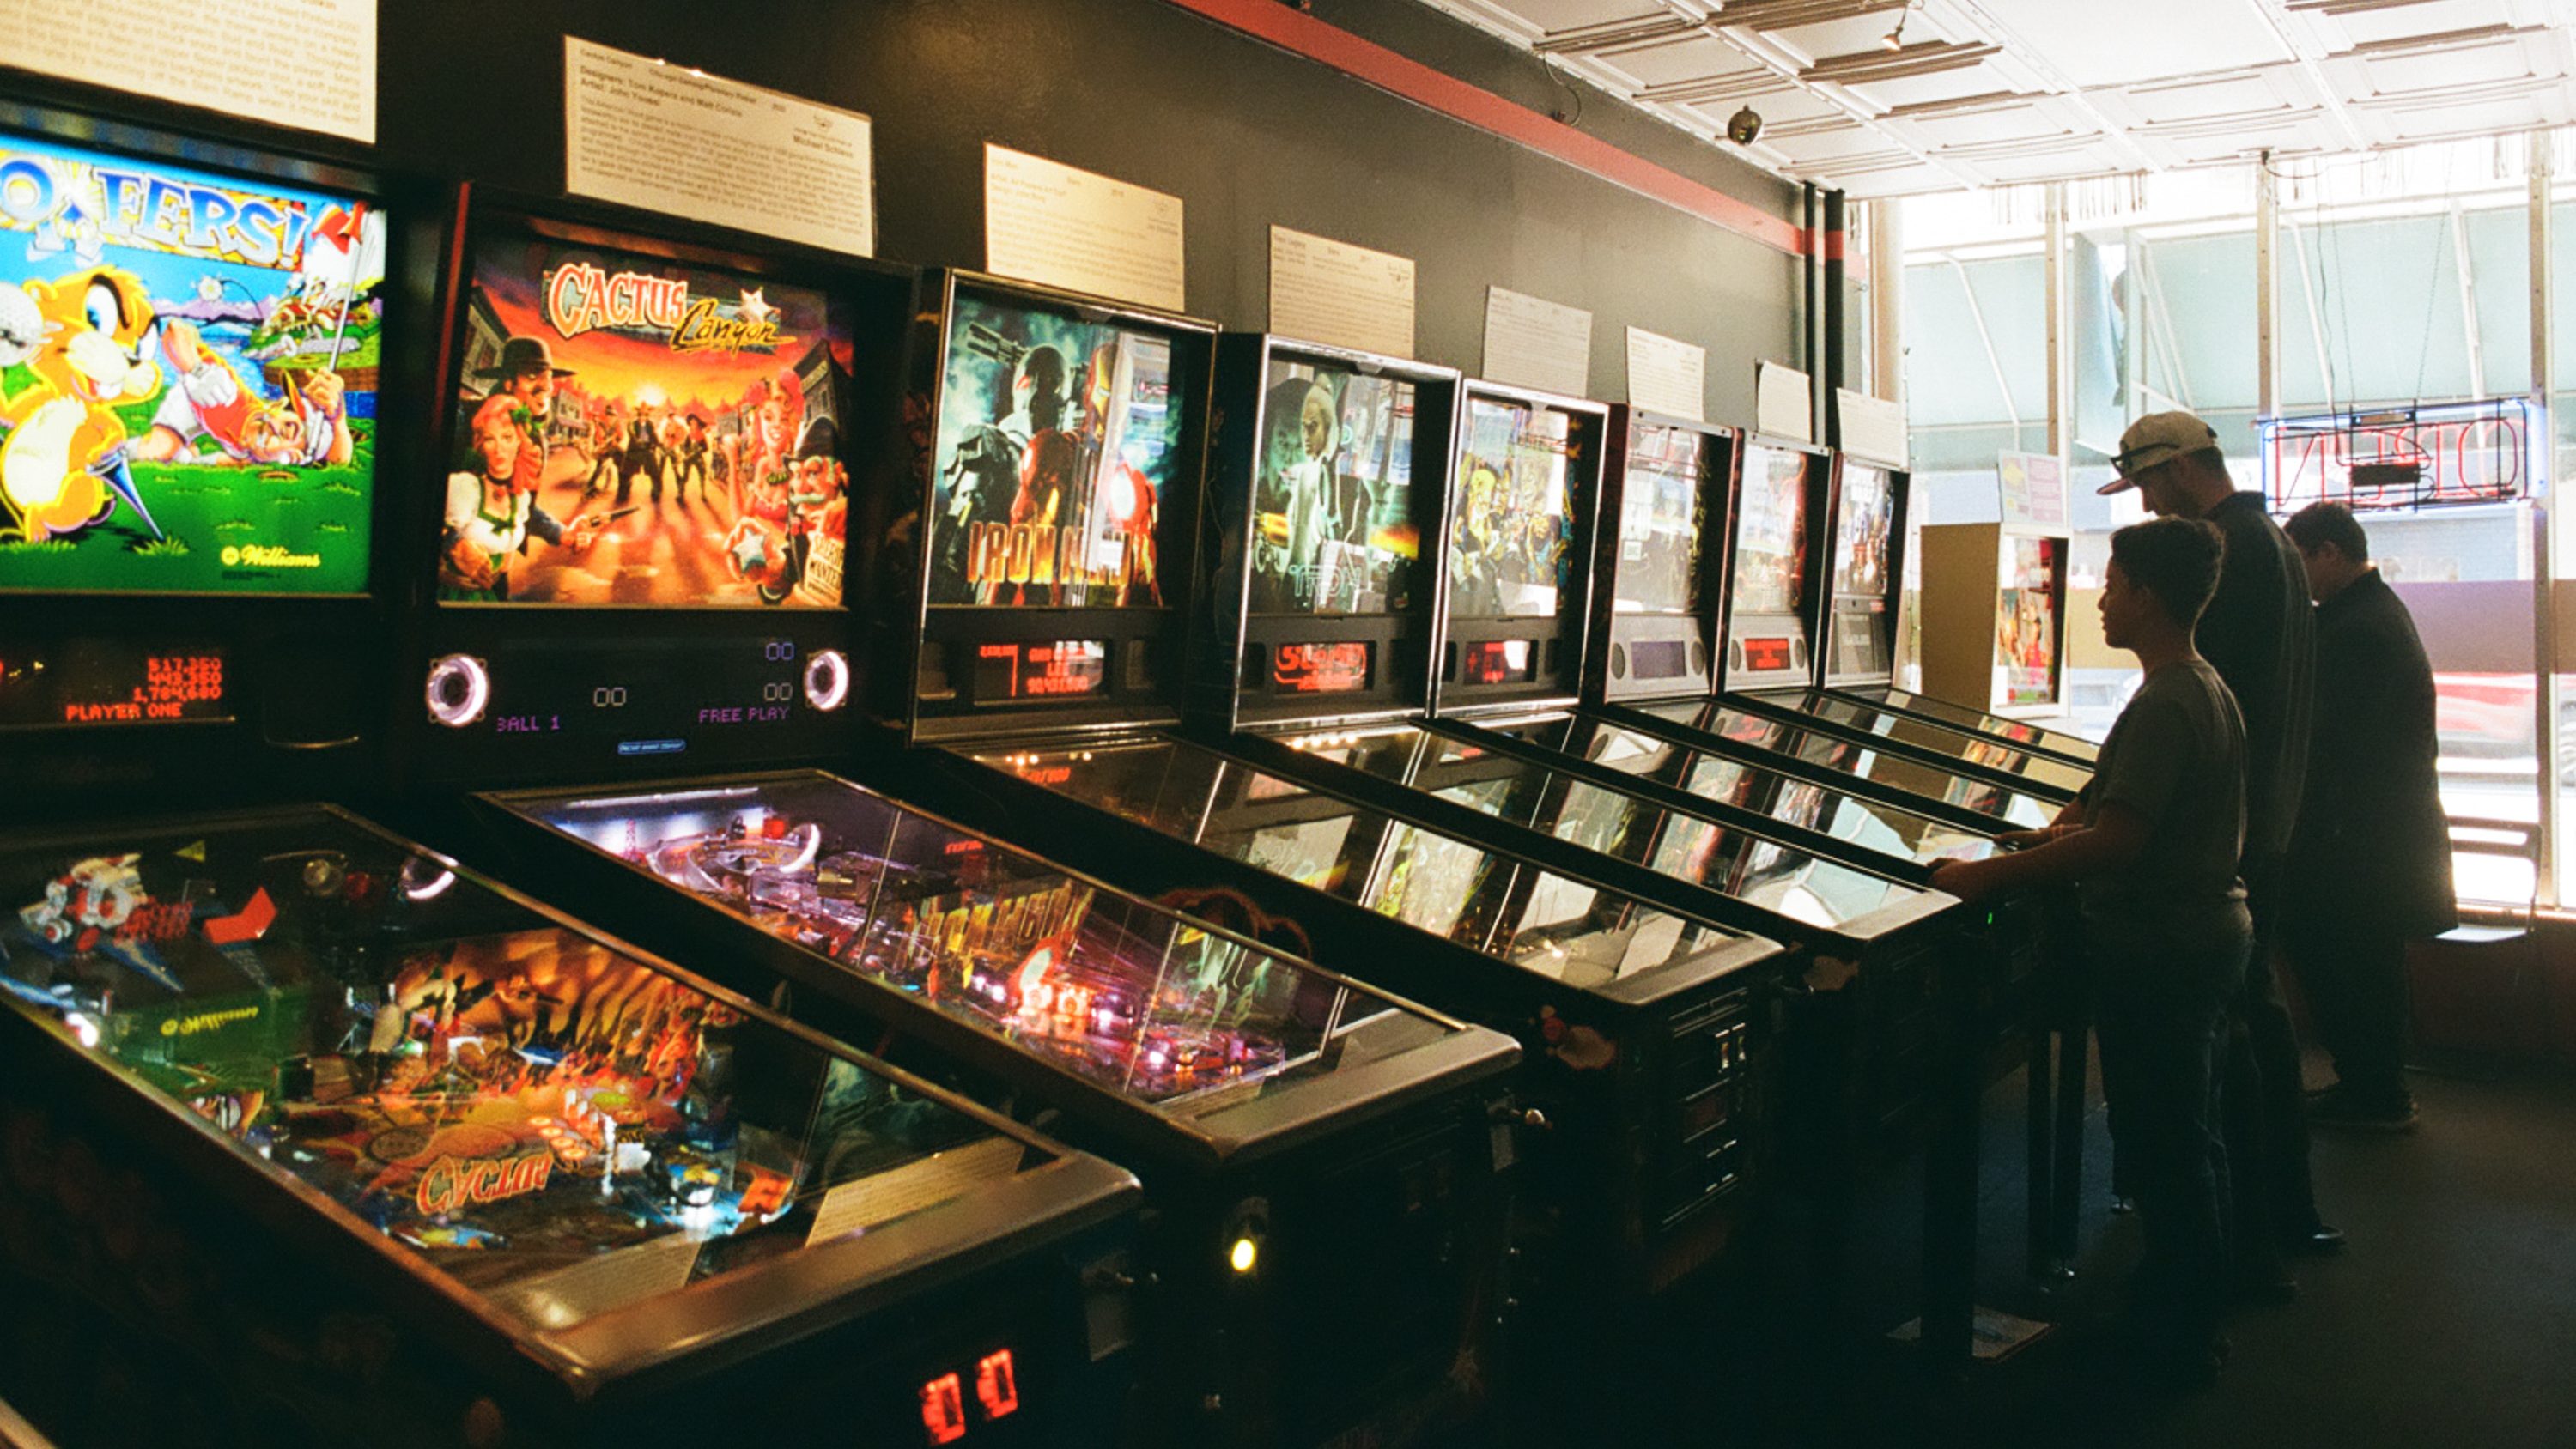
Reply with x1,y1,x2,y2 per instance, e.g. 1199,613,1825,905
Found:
1482,287,1592,397
566,38,876,258
1625,326,1706,422
1269,225,1414,359
0,0,374,142
985,144,1185,312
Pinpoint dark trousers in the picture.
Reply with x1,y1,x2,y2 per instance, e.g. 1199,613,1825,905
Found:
2283,913,2412,1107
2222,865,2323,1265
2095,932,2246,1352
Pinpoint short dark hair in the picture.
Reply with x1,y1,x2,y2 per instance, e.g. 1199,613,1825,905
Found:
2110,517,2224,627
2282,500,2369,563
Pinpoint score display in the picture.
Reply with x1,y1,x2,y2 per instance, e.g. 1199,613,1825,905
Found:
1273,641,1372,694
1456,639,1535,686
919,1348,1023,1445
973,641,1109,702
0,641,231,730
1626,640,1690,681
423,637,848,762
1740,636,1795,675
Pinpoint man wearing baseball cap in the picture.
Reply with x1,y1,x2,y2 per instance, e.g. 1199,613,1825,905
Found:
2103,411,2339,1288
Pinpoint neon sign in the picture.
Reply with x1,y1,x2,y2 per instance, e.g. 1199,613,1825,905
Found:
2262,399,2534,512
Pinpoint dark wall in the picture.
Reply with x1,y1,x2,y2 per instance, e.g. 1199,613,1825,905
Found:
371,0,1803,426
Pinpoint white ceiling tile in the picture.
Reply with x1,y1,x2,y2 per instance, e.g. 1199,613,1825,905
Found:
2343,35,2555,94
1454,0,1652,35
2314,0,2513,48
1968,0,2293,88
1582,33,1746,87
1838,63,2025,110
1675,89,1850,126
1765,124,1917,163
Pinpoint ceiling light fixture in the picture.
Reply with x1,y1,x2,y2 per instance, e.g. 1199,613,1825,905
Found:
1882,2,1911,52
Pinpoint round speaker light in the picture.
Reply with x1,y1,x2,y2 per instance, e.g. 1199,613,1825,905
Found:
425,653,491,728
803,649,851,712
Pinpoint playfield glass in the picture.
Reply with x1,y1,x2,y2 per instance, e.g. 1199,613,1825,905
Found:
1612,423,1705,615
1484,717,1996,865
1729,445,1811,617
1307,724,1926,931
987,738,1755,991
1759,690,2092,794
1249,357,1418,615
1634,700,2062,828
1852,687,2099,759
0,809,1038,1332
1832,464,1893,599
438,233,848,609
508,774,1413,1109
0,133,386,596
927,288,1185,609
1449,397,1573,620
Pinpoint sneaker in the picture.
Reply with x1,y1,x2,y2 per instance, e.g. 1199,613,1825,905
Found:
2309,1087,2418,1132
2281,1222,2348,1256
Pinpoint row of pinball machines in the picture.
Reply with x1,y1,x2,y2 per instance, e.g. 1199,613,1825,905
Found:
812,286,2111,1372
0,107,1522,1449
0,95,2112,1449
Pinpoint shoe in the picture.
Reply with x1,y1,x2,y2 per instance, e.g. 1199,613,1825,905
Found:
2310,1087,2419,1133
2281,1222,2347,1256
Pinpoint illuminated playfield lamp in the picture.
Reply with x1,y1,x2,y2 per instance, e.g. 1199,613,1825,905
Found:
425,653,492,729
802,648,851,712
1223,1197,1269,1276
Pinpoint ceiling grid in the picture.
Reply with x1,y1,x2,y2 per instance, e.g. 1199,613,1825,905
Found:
1424,0,2576,196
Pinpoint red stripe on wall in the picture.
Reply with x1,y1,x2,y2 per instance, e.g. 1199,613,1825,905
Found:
1163,0,1806,257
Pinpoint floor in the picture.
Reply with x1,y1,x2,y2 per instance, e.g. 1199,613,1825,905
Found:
1588,1048,2576,1449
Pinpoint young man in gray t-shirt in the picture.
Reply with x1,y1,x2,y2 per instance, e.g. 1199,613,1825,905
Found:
1934,517,2249,1387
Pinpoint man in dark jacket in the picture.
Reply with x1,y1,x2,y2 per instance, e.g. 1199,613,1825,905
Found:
2100,411,2337,1278
2280,503,2455,1131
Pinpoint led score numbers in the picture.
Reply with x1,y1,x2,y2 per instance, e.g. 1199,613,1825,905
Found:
1740,636,1795,674
920,1349,1021,1445
975,641,1109,701
0,645,229,729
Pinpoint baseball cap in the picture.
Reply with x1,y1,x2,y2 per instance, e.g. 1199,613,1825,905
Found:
2098,410,2220,495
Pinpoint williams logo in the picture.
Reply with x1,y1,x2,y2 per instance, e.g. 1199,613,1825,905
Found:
221,544,322,569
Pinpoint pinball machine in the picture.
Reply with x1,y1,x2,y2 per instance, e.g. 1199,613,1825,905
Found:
1141,377,2088,1355
1837,461,2097,764
447,269,1524,1449
1613,439,2098,809
882,325,2063,1381
1554,432,2104,1284
0,121,1137,1449
869,328,1810,1320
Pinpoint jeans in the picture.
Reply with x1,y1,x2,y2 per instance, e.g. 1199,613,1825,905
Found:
2094,930,2249,1352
